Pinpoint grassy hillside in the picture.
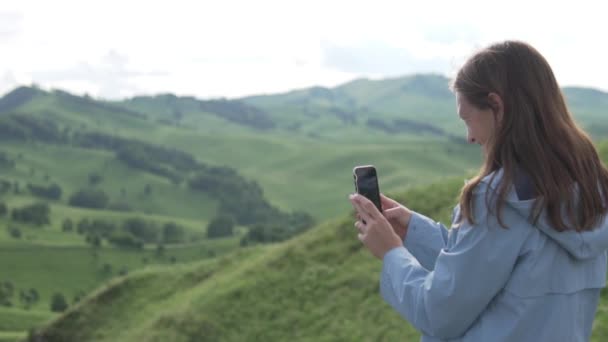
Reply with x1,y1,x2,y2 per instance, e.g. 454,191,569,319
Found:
0,77,606,341
30,175,608,342
3,76,605,222
30,143,608,341
29,177,463,342
0,82,486,221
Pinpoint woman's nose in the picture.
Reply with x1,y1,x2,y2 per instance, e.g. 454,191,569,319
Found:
467,132,476,144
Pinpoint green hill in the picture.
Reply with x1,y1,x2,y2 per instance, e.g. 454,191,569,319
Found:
29,144,608,341
28,177,464,342
0,76,606,341
243,74,608,140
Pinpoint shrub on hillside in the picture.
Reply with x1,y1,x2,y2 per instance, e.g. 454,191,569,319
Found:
7,226,21,239
19,288,39,309
0,152,15,169
85,234,102,248
101,263,112,275
11,202,50,226
0,179,11,194
107,231,143,249
0,114,63,143
89,219,116,237
240,224,286,245
68,188,109,209
240,210,316,245
0,281,14,307
50,293,68,312
122,217,157,243
76,218,90,234
207,215,235,238
88,172,103,186
162,222,186,244
62,218,73,232
27,182,62,200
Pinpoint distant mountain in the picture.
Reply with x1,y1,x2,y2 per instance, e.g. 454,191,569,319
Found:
242,74,608,140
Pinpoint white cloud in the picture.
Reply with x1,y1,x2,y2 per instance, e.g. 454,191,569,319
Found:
0,0,607,99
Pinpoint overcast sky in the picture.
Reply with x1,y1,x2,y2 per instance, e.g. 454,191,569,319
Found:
1,0,606,99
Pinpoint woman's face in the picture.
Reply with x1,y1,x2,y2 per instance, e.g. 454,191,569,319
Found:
456,92,497,151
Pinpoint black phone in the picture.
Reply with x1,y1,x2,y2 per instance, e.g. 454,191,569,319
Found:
353,165,383,213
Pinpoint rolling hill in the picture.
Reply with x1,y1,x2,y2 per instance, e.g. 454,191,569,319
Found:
28,142,608,341
0,74,606,340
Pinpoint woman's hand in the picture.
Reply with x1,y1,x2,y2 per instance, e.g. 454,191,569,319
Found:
349,193,403,259
380,194,412,240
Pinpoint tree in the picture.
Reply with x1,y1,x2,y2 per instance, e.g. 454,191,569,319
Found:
0,202,7,216
122,218,156,243
85,234,101,248
11,203,50,226
27,183,62,200
107,232,143,249
72,290,86,304
88,172,103,186
62,218,73,232
155,243,165,257
144,183,152,196
77,218,90,235
68,189,109,209
206,214,235,238
7,226,21,239
0,281,14,307
162,222,185,244
50,292,68,312
101,263,112,275
0,180,11,194
19,288,39,309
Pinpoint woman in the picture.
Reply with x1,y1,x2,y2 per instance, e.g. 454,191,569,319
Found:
349,41,608,341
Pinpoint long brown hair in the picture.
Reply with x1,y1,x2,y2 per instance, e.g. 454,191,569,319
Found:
451,40,608,231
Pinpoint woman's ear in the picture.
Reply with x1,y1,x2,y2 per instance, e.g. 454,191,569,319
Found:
487,92,504,123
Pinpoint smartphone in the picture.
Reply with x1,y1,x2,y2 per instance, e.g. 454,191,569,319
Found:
353,165,383,213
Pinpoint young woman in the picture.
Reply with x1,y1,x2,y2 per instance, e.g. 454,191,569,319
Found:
349,41,608,341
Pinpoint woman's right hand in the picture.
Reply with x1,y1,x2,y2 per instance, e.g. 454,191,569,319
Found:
379,193,412,240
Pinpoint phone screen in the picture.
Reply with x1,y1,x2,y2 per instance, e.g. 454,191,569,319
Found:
354,166,382,212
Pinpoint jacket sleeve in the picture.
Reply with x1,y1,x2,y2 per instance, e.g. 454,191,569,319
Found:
403,210,451,271
380,191,531,339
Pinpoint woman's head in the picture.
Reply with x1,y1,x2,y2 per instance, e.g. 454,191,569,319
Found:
452,40,608,231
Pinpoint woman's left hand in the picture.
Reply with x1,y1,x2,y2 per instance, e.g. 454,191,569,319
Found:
349,193,403,259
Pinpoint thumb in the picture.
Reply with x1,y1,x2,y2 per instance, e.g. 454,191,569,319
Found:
383,206,409,224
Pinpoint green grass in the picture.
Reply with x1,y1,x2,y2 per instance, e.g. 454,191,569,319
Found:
0,142,217,222
28,178,464,341
0,331,26,342
0,235,241,311
29,166,608,341
0,306,55,331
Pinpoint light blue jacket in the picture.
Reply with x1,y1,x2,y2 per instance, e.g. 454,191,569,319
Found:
380,170,608,341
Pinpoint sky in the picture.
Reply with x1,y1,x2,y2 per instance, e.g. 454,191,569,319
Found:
1,0,607,100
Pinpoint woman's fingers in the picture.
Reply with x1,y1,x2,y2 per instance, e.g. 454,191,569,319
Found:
380,193,400,209
350,194,374,223
351,194,381,222
354,220,366,234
